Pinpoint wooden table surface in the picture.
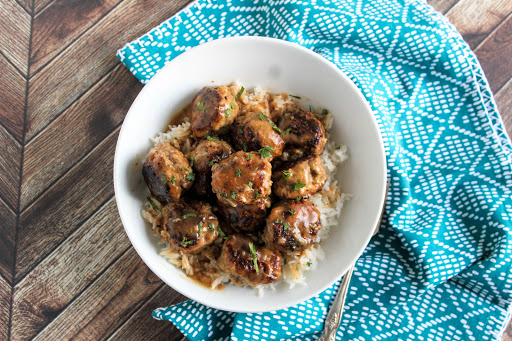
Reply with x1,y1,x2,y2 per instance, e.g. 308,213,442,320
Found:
0,0,510,340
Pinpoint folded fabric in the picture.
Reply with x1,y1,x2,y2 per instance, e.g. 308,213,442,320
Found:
117,0,512,340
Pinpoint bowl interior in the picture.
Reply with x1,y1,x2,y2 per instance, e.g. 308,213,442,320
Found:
114,36,387,313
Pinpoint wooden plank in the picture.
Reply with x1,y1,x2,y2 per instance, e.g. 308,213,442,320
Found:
0,196,16,282
11,197,130,341
16,127,120,281
107,285,187,341
0,51,26,142
21,65,141,209
34,0,54,14
0,122,22,210
475,13,512,94
16,0,32,14
0,0,31,75
31,0,124,74
32,248,162,341
0,274,10,341
428,0,460,15
446,0,512,50
494,77,512,138
504,323,512,341
26,0,191,140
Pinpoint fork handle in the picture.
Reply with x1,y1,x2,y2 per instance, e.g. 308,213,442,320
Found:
317,263,355,341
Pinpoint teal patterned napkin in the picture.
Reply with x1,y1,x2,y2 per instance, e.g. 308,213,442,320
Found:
117,0,512,340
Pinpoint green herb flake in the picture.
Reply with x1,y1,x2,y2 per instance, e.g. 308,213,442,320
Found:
225,108,231,118
189,157,194,167
288,209,296,215
208,222,214,231
146,197,160,212
284,258,288,265
217,226,229,240
272,125,284,135
208,160,216,167
220,192,228,198
198,221,203,237
170,175,176,185
181,236,194,246
284,128,292,134
235,86,245,100
242,142,247,152
258,112,266,121
248,181,253,189
322,108,329,116
296,196,302,202
248,242,259,274
307,262,312,267
274,219,283,224
246,152,253,160
206,135,217,141
258,146,274,159
197,101,205,111
292,182,306,191
230,190,238,200
283,222,290,230
161,174,167,184
290,95,301,99
238,128,243,135
182,213,196,219
186,172,195,181
230,102,236,109
254,190,259,199
282,170,291,180
235,169,242,176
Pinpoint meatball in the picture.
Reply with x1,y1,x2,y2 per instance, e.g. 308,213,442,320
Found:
162,201,219,253
278,107,327,159
231,112,285,160
263,199,322,252
142,142,194,202
189,86,240,137
218,234,282,286
189,139,233,197
211,151,272,206
272,156,327,199
217,197,271,233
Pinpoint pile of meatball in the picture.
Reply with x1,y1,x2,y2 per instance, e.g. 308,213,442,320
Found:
143,85,329,287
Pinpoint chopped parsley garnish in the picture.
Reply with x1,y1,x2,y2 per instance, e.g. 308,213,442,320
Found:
235,86,245,99
322,108,329,115
220,192,228,198
182,237,194,246
290,95,301,99
197,101,205,111
170,175,176,184
246,152,253,160
284,258,288,265
161,174,167,184
198,221,203,236
292,182,306,191
274,219,283,224
230,190,238,200
258,112,266,120
254,190,259,199
208,221,214,231
147,197,160,212
296,196,302,202
208,160,216,167
225,108,231,117
230,102,236,109
283,222,290,230
248,242,259,274
284,128,292,134
206,135,217,141
272,125,284,134
289,209,296,215
185,172,195,181
254,166,260,170
235,169,242,176
189,157,194,167
307,262,312,267
242,142,247,152
282,170,291,180
182,213,196,219
248,181,253,189
258,146,273,159
217,226,229,240
238,128,243,134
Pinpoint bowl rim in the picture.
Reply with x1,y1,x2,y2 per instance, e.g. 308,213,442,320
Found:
113,35,387,313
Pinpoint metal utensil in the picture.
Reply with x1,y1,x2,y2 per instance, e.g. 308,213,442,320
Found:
318,179,391,341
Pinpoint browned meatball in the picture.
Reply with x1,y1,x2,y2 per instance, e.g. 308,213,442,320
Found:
142,142,194,202
189,86,240,137
189,139,233,197
217,197,271,233
218,234,282,286
272,156,327,199
278,107,327,159
263,200,322,252
211,151,272,207
231,112,285,160
162,201,219,253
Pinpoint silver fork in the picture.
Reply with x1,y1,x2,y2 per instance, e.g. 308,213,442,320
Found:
318,179,391,341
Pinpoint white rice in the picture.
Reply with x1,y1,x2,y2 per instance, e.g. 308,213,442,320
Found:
141,84,349,292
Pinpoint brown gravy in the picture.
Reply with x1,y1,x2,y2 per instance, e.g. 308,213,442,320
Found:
168,103,191,128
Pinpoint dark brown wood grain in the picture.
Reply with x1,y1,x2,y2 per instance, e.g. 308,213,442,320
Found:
11,198,130,341
15,0,31,15
33,0,53,15
0,123,22,211
107,285,187,341
428,0,460,14
0,196,16,282
30,0,123,75
495,78,512,138
0,274,10,341
33,248,162,341
21,64,141,209
0,52,26,142
26,0,191,141
16,128,119,281
0,0,31,75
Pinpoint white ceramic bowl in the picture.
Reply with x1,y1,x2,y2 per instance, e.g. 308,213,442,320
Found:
114,36,387,313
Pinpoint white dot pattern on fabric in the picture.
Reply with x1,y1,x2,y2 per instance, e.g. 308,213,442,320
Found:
132,0,512,340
